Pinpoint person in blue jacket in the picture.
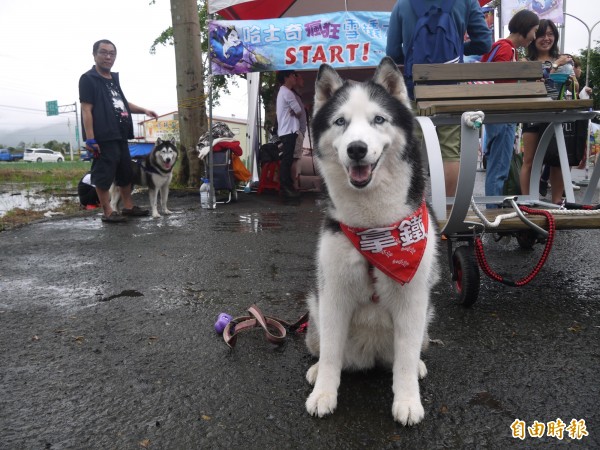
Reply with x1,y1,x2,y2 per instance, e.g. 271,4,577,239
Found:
386,0,492,197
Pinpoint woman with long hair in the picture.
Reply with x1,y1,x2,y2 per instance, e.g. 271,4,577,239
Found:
520,19,576,203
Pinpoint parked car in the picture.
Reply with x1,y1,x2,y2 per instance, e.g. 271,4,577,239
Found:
0,148,24,162
23,148,64,163
80,149,92,161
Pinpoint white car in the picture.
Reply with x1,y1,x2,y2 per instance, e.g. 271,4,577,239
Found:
24,148,64,163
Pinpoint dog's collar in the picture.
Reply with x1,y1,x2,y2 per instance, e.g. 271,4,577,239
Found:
340,201,428,285
136,159,162,175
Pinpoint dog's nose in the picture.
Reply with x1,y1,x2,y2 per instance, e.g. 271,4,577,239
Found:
347,141,367,161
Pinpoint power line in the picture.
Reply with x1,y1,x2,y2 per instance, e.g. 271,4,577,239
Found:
0,104,46,113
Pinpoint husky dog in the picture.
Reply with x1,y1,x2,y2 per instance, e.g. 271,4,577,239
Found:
110,138,179,218
304,57,439,425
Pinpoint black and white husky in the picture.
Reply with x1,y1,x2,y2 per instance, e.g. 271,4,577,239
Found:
304,57,439,425
110,138,179,218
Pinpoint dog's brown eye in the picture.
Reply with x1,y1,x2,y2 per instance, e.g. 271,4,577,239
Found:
374,116,385,124
334,117,345,126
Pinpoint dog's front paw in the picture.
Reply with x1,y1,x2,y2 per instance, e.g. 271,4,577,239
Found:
305,363,319,385
306,389,337,417
418,360,427,379
392,398,425,426
163,209,173,215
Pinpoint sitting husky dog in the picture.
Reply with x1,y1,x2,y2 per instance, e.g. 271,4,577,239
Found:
110,138,179,218
304,57,439,425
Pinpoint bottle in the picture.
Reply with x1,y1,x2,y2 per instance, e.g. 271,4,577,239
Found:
200,178,210,209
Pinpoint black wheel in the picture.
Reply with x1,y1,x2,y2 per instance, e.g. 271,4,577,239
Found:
36,158,43,162
516,230,537,250
452,246,480,307
57,157,63,162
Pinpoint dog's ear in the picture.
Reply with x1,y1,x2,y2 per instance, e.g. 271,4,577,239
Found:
156,138,163,145
373,57,411,109
314,63,344,115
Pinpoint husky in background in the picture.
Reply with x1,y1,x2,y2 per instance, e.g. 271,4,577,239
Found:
110,138,179,218
304,57,439,425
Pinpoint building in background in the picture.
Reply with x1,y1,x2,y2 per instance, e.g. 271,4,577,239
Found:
137,112,262,161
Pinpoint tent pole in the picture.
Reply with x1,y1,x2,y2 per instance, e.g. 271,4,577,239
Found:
564,13,600,186
208,13,216,208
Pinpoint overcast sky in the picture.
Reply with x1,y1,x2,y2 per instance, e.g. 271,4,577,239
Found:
0,0,597,144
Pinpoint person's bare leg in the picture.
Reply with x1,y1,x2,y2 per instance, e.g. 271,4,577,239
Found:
96,187,113,217
443,161,459,197
549,166,565,204
520,132,539,195
118,184,135,210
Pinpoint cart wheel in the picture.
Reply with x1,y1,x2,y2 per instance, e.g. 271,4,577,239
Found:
232,188,238,202
516,230,537,250
452,246,480,307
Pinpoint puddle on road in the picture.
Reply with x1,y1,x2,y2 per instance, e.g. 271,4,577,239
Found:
0,185,78,217
237,213,283,232
214,212,320,233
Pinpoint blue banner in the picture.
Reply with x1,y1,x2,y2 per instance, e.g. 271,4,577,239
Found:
209,11,390,75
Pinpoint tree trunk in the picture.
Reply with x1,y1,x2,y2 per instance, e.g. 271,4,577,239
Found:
171,0,207,187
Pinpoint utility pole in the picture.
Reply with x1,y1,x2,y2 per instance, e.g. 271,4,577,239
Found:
46,101,80,161
563,12,600,186
170,0,207,187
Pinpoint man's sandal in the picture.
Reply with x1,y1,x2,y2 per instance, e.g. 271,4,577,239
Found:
121,206,150,217
101,211,126,223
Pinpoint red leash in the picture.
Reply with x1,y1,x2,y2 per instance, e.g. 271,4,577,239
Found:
474,205,556,287
223,304,308,349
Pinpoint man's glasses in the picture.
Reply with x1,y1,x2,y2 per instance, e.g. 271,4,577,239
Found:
97,50,116,58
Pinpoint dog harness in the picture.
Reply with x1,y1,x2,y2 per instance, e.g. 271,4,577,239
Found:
340,201,429,285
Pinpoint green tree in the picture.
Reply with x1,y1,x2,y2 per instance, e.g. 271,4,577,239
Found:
575,43,600,110
43,140,69,153
151,1,278,136
150,1,234,108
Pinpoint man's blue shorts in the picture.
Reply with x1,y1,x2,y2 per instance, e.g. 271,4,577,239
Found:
90,139,133,190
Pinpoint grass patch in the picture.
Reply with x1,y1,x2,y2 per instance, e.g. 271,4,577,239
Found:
0,161,92,186
0,200,82,231
0,162,91,231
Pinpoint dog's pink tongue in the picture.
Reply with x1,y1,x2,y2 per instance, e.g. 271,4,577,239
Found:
349,164,372,183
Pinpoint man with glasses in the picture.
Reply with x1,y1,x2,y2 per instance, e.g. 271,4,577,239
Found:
79,39,158,223
276,70,303,199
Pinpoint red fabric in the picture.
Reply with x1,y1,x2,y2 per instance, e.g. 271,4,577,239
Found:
217,0,293,19
481,39,516,63
213,140,243,156
218,0,491,20
340,201,429,285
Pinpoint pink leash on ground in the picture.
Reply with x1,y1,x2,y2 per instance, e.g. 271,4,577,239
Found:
222,304,309,349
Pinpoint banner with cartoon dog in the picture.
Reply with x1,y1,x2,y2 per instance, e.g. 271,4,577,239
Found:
500,0,564,29
209,11,390,75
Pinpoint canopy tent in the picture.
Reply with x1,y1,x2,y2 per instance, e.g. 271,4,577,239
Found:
209,0,492,19
207,1,395,186
207,0,493,190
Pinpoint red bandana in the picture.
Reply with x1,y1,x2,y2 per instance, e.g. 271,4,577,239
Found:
340,201,429,285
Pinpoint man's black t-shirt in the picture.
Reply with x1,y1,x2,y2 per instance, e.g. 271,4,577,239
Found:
78,67,134,142
102,78,131,138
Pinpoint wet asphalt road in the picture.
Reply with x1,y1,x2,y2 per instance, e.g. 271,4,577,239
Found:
0,187,598,449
